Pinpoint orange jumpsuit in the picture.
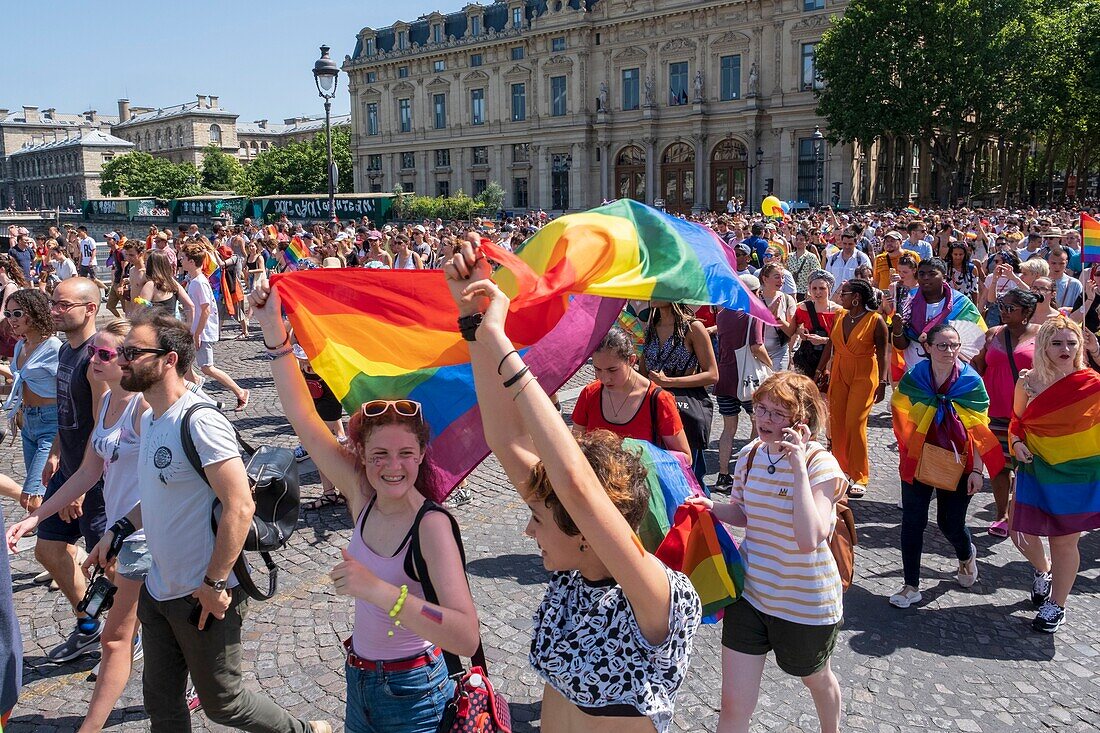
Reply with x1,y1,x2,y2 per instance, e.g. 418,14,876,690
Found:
828,310,880,484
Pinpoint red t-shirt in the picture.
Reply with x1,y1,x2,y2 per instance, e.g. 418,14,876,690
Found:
794,306,838,334
571,381,683,443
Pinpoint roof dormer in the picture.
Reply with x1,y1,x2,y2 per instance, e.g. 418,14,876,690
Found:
464,3,485,40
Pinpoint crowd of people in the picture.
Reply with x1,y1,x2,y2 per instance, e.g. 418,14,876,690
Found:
0,199,1097,733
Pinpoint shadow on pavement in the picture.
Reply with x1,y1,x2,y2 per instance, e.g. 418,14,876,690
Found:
508,700,543,732
7,705,145,732
467,553,548,586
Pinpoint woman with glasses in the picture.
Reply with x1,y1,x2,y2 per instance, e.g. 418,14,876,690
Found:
971,290,1040,536
689,371,846,733
889,324,999,609
247,282,479,733
0,254,29,362
442,242,701,733
7,318,150,733
2,289,61,514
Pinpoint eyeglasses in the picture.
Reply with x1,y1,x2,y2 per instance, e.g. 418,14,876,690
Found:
86,344,119,362
361,399,422,419
118,345,169,361
2,309,25,319
997,303,1021,314
930,342,962,352
753,404,792,422
49,300,92,312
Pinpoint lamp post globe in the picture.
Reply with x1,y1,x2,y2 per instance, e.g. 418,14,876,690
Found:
313,45,341,225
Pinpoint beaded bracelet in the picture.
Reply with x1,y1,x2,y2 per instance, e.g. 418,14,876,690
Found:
387,584,409,637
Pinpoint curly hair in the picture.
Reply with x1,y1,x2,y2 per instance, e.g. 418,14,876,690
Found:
527,429,651,536
7,288,54,336
0,254,28,288
751,371,827,435
345,406,442,503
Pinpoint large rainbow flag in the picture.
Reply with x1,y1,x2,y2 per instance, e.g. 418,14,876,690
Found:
274,199,773,497
1082,212,1100,264
891,360,1005,484
628,439,706,552
1010,369,1100,536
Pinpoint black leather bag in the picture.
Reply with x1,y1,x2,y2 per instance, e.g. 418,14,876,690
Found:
181,403,300,601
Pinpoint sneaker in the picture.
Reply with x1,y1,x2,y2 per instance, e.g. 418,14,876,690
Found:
447,485,473,507
1031,570,1053,607
33,569,53,585
47,621,103,663
293,444,309,463
186,686,202,712
1032,599,1065,633
132,632,143,663
957,543,978,588
712,473,734,493
888,585,922,609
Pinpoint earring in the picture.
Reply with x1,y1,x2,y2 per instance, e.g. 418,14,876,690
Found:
579,542,588,553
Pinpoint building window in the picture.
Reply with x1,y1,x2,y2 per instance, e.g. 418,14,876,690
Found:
551,36,565,52
513,177,529,208
511,83,526,121
365,38,375,55
366,71,377,83
367,154,382,171
621,67,640,110
433,94,447,129
512,143,529,163
550,76,567,116
472,146,489,166
177,125,184,145
470,53,482,67
669,62,689,105
399,99,412,132
720,55,741,101
512,6,523,28
552,154,570,209
804,0,825,9
401,151,416,169
437,180,450,197
435,149,451,167
156,130,162,148
797,138,818,203
209,124,222,144
471,89,485,125
911,141,921,198
433,23,443,43
367,103,379,135
511,46,525,60
801,43,821,90
433,60,445,72
474,179,487,196
398,30,408,50
470,16,481,37
398,66,409,78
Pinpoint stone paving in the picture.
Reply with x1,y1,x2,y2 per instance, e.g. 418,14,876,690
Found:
4,327,1099,732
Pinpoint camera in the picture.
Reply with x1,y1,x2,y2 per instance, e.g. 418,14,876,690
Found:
77,569,117,619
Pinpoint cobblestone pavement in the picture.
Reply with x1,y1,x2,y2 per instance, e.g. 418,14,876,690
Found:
4,327,1099,732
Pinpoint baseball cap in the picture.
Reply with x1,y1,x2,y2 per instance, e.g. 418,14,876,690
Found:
367,230,382,240
734,243,751,255
301,232,314,240
322,257,342,269
884,230,903,241
105,231,119,240
414,224,426,233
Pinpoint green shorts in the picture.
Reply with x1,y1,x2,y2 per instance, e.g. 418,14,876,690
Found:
721,598,840,677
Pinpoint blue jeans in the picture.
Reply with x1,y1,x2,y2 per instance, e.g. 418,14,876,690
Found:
900,479,975,588
19,404,58,496
345,651,455,733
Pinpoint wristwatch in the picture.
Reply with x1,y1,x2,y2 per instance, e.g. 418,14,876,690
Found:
203,576,228,591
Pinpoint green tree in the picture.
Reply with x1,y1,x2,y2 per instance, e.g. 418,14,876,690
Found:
475,181,506,214
200,144,249,194
100,151,205,199
242,127,353,197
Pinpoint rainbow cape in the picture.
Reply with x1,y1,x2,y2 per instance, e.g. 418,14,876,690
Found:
627,439,706,552
1082,212,1100,264
905,206,921,216
891,360,1004,484
1010,369,1100,536
274,200,773,497
903,288,987,361
655,502,744,622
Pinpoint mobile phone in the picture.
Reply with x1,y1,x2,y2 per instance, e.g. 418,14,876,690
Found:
188,601,217,630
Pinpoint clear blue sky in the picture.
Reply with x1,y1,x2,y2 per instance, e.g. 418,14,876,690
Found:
2,0,445,123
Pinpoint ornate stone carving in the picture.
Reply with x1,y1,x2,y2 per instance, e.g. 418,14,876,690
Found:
747,62,759,97
712,31,751,47
660,37,696,54
693,70,704,102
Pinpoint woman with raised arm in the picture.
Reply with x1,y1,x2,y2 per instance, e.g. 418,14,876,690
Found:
248,282,480,733
443,242,701,733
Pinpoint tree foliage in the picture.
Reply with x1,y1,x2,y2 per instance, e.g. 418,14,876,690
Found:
99,151,204,199
200,144,248,194
242,127,353,197
393,184,506,222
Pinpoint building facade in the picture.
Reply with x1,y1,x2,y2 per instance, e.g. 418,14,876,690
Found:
111,95,240,166
7,130,134,209
344,0,872,213
236,114,351,162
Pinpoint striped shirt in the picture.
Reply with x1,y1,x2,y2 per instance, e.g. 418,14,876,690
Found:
731,439,846,625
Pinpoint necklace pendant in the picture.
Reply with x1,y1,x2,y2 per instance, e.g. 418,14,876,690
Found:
767,465,776,475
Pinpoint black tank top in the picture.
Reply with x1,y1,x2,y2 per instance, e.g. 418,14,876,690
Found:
55,335,96,476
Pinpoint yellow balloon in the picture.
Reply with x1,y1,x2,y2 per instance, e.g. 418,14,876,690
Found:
760,195,783,217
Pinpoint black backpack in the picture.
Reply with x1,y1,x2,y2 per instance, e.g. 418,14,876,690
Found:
181,402,301,600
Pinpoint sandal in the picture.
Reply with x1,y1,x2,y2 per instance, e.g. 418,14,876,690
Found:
988,519,1009,537
846,482,867,499
303,493,347,510
235,390,250,412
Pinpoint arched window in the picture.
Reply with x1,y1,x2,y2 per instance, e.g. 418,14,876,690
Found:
156,130,162,148
710,139,748,211
177,125,184,146
209,124,222,144
661,142,695,164
661,143,695,212
614,145,646,201
166,128,173,147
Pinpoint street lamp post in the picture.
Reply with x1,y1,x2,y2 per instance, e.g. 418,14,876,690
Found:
313,45,341,227
813,126,824,208
746,146,764,209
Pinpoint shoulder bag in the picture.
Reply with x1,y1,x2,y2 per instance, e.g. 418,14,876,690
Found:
734,330,772,402
792,302,828,377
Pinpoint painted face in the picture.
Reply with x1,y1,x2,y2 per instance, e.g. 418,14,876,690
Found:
88,332,124,383
361,423,424,498
591,349,636,390
524,499,584,572
753,396,795,444
1045,328,1080,367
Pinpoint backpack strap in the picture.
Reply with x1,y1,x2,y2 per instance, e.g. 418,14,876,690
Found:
406,502,488,677
648,384,664,445
180,402,274,600
806,301,824,334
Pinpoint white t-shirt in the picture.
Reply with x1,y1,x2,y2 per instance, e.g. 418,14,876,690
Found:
56,258,77,280
138,390,240,601
79,236,98,267
824,249,871,292
186,272,220,344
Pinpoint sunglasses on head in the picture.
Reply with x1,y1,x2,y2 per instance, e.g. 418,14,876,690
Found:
361,399,422,419
87,344,120,361
2,309,25,319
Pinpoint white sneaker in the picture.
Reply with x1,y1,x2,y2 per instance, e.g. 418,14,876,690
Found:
957,543,978,588
889,585,922,608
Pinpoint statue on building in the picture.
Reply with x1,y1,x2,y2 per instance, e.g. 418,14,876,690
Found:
693,70,704,102
598,81,609,112
643,74,656,107
747,61,759,97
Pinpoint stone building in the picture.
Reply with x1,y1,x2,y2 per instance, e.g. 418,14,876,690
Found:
343,0,876,212
7,130,134,209
111,95,240,166
236,114,351,162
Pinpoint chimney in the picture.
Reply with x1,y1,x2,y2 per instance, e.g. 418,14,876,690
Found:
209,95,219,109
118,99,131,122
23,106,39,123
257,119,268,129
43,108,56,120
83,109,98,123
0,109,9,118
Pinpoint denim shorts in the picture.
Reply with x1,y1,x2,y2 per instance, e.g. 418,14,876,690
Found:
195,342,215,368
19,404,58,496
37,470,106,548
115,539,152,581
345,649,455,733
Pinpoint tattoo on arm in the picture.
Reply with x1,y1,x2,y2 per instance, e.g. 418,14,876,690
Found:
420,605,444,624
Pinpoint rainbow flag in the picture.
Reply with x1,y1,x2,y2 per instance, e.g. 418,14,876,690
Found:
891,360,1004,484
1010,370,1100,536
655,502,744,622
285,235,310,268
615,309,646,353
1082,213,1100,264
905,206,920,216
274,200,773,496
628,439,706,552
266,224,279,240
903,288,987,361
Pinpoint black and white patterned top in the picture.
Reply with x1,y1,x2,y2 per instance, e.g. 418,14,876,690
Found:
529,564,701,733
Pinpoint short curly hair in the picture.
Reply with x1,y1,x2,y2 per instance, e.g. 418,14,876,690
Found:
7,288,54,336
527,429,651,536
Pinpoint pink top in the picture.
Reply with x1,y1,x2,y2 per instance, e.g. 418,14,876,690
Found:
347,498,432,661
982,326,1035,418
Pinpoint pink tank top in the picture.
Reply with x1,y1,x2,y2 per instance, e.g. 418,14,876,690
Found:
347,498,432,661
